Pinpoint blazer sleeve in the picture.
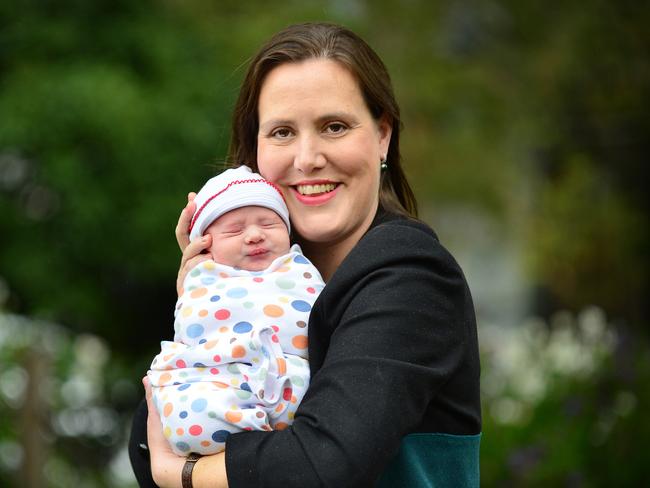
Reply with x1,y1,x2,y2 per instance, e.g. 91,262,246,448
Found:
225,221,476,487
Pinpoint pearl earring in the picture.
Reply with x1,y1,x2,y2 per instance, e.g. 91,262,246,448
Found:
380,157,388,171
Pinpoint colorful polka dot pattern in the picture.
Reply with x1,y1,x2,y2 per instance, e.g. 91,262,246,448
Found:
148,244,324,455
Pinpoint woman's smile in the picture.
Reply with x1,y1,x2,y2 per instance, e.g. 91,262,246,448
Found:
295,181,338,196
292,180,340,205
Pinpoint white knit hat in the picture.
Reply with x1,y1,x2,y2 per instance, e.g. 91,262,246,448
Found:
188,166,290,242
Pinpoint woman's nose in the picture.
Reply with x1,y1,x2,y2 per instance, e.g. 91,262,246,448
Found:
293,134,326,173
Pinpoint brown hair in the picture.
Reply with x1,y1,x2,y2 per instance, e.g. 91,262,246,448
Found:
227,22,418,218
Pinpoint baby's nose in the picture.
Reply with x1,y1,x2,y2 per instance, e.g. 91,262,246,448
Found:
244,226,264,243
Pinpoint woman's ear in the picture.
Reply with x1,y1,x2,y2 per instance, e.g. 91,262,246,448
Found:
377,115,393,157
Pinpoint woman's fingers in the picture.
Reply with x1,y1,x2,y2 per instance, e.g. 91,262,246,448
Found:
143,376,184,488
143,376,155,418
179,233,212,271
175,192,211,296
143,376,162,435
175,192,197,252
143,376,165,455
177,235,212,296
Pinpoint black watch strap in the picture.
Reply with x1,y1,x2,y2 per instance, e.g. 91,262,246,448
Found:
182,452,202,488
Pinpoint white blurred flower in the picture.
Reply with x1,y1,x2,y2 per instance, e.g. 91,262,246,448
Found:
491,397,525,425
0,440,23,471
0,365,29,408
60,375,100,408
74,334,110,371
52,406,119,439
510,364,548,403
578,306,607,344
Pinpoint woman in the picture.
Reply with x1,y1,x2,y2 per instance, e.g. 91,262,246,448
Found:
129,22,481,488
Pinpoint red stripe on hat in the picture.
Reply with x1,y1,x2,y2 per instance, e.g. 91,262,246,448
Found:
188,178,287,234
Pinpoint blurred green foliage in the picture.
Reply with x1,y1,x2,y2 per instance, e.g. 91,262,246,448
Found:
0,0,648,486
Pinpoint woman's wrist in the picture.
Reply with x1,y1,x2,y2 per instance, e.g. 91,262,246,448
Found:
151,455,186,488
192,452,228,488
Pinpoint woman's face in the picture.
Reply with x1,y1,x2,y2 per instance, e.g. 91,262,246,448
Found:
256,58,391,249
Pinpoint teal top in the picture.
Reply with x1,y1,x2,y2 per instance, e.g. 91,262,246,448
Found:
376,433,481,488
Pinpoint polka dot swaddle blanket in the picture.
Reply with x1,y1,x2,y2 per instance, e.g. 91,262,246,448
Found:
148,244,324,455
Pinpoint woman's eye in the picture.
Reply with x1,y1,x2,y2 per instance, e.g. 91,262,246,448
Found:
271,127,293,139
325,122,348,135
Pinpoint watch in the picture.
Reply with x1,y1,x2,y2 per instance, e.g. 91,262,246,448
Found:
182,452,202,488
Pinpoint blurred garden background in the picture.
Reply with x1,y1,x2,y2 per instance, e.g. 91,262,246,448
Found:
0,0,648,486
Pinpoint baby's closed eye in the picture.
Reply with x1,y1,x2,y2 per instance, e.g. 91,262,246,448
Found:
221,227,244,236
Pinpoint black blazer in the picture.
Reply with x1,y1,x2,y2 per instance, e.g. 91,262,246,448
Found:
129,209,481,487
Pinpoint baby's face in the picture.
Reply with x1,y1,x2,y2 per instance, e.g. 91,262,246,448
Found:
204,206,290,271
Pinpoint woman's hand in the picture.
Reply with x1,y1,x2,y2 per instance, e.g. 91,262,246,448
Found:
143,376,229,488
143,376,185,488
175,192,197,252
175,192,213,296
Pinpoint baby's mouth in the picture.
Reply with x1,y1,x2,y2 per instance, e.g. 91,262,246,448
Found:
295,183,338,196
248,248,268,256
